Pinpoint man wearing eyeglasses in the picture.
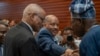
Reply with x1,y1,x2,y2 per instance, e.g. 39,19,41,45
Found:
3,4,46,56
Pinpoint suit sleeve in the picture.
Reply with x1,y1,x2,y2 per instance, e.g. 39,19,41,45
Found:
38,35,66,56
20,38,38,56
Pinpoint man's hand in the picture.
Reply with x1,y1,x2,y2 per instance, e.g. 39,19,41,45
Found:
61,49,79,56
71,53,79,56
65,49,73,56
71,49,79,56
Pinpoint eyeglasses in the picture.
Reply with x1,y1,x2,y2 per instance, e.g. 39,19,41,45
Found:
34,13,44,21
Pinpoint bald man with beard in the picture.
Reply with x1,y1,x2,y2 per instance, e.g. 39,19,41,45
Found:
36,15,73,56
3,4,46,56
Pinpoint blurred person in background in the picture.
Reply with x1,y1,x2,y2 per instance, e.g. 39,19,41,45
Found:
9,20,16,28
61,27,78,50
0,20,8,56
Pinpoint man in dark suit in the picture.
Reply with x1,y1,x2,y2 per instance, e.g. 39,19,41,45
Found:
36,15,73,56
3,4,46,56
0,20,8,56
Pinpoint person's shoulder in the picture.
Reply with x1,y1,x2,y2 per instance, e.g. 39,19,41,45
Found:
36,27,52,38
81,25,100,44
39,27,47,32
95,25,100,30
38,27,49,34
88,25,100,34
6,24,33,39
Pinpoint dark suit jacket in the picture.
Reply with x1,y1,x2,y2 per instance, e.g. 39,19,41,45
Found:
36,27,66,56
3,22,40,56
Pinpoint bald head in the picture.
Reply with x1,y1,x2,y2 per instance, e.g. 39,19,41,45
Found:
22,3,46,32
22,3,46,20
44,15,59,23
0,21,8,32
0,21,8,44
43,15,59,36
0,24,7,31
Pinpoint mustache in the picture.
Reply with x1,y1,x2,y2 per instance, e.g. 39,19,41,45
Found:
52,28,58,31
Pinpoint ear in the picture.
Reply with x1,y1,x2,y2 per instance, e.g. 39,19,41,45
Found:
29,13,35,19
74,19,84,27
76,19,82,24
42,22,45,26
43,19,48,26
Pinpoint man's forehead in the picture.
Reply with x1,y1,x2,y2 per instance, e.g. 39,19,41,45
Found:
48,19,59,24
0,24,7,27
50,17,59,22
0,24,7,30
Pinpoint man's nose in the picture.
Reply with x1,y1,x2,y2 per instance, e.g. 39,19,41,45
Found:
54,25,58,29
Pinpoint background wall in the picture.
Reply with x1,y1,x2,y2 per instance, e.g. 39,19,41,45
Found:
0,0,99,30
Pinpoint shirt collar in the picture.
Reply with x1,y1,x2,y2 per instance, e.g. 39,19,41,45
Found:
22,21,34,33
89,25,99,31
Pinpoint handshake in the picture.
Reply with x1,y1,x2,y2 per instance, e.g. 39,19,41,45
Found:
61,49,79,56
